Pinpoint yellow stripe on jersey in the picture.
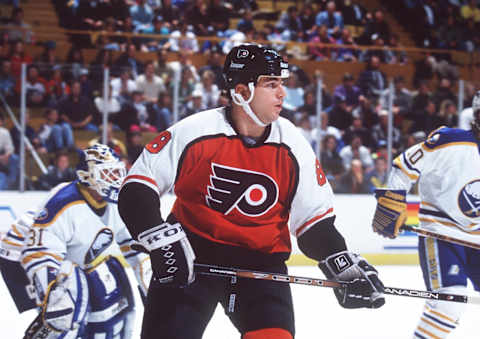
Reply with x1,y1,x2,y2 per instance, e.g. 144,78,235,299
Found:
32,201,86,228
2,239,23,247
11,225,24,238
419,217,480,235
426,238,440,290
22,251,64,265
393,156,419,180
421,141,477,152
417,326,443,339
420,317,451,334
425,305,457,323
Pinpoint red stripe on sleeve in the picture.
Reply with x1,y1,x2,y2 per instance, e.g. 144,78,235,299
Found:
295,208,334,237
124,174,158,187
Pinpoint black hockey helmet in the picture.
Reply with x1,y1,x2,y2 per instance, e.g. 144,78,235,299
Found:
223,44,289,90
471,90,480,138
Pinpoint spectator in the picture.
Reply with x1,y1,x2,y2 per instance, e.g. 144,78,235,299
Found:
0,114,19,190
156,91,173,131
432,77,457,107
308,24,336,61
198,46,225,88
208,0,231,36
335,27,358,62
181,89,206,118
37,108,75,153
359,33,390,63
35,41,60,79
343,116,372,149
311,113,342,150
121,90,157,132
236,9,255,34
46,65,70,105
298,90,317,118
111,68,137,105
35,151,76,190
282,73,305,113
299,2,316,35
296,113,314,147
136,61,166,123
384,33,407,65
126,127,144,166
366,156,388,193
371,109,402,152
339,0,367,26
130,0,155,33
333,72,362,113
410,80,432,120
193,69,220,110
335,158,370,193
157,0,181,28
168,21,199,53
315,1,344,39
154,48,174,82
276,6,303,41
380,75,413,119
437,99,458,128
114,43,144,78
0,59,15,102
23,65,49,107
185,0,210,36
5,7,33,44
356,55,387,100
94,85,122,128
362,8,391,45
10,111,46,154
460,0,480,23
339,134,374,172
320,134,344,186
88,122,127,157
9,40,32,79
329,94,353,131
56,80,99,132
171,65,196,107
409,98,444,134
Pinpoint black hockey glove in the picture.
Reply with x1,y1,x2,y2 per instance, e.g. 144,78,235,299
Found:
134,222,196,288
319,251,385,309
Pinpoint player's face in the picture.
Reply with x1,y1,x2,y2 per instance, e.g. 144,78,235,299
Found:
249,76,286,125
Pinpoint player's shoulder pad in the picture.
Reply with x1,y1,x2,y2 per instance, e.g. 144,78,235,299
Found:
34,182,84,226
423,126,476,150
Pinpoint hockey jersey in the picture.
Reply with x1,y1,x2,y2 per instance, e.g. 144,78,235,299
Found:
123,107,335,255
20,181,149,295
389,126,480,244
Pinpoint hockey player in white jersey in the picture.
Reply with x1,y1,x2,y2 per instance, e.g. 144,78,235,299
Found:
372,92,480,338
16,144,151,339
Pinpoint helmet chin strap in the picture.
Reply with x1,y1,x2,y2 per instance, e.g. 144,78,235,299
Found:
230,82,267,127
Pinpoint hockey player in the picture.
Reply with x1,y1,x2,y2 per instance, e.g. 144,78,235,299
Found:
372,91,480,338
17,144,151,338
118,44,385,339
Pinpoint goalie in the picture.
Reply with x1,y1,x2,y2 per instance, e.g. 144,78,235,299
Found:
7,144,152,338
372,92,480,338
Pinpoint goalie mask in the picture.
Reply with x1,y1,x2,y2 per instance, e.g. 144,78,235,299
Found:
76,143,126,203
471,90,480,138
223,44,289,126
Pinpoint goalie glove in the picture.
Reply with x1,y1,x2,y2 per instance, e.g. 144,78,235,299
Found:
319,251,385,309
372,189,407,239
133,222,195,288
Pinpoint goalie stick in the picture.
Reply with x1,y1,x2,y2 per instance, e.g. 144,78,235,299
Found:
195,263,480,305
23,314,55,339
401,225,480,251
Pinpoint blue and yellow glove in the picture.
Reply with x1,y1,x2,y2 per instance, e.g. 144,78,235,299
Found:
372,189,407,238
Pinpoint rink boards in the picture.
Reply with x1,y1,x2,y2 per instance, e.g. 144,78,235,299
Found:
0,191,420,265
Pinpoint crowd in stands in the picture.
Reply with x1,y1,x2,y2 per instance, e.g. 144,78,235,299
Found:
0,0,478,193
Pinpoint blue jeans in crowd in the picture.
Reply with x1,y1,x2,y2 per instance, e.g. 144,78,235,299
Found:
0,153,19,190
46,123,75,152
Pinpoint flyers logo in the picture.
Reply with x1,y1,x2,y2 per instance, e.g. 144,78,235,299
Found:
237,49,249,58
206,163,278,217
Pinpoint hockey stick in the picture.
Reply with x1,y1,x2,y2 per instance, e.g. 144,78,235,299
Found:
402,225,480,251
195,263,480,305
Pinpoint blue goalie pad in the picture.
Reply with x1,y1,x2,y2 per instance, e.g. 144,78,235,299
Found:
84,256,135,338
0,257,36,313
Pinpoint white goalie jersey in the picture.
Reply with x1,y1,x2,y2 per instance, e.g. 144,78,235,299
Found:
389,126,480,244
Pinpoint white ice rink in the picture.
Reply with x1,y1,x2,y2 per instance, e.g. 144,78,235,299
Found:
2,265,477,339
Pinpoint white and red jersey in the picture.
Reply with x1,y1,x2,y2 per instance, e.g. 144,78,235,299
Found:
124,107,335,255
389,126,480,244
